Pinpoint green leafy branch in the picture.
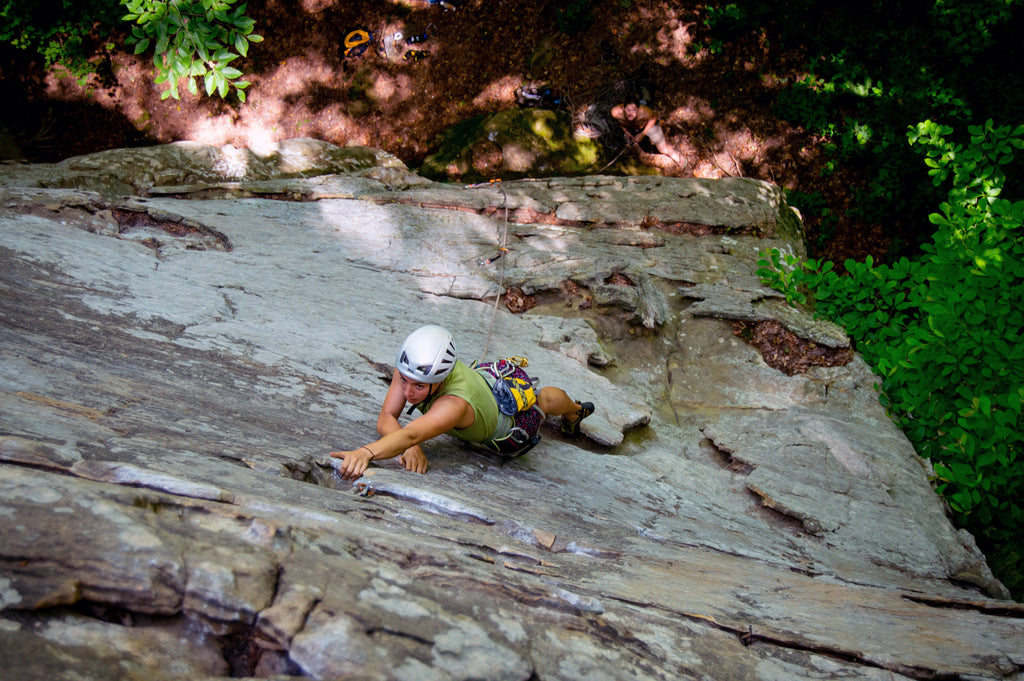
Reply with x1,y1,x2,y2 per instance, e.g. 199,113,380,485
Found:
755,247,814,306
121,0,262,101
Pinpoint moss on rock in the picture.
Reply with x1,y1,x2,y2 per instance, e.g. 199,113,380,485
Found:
419,108,606,183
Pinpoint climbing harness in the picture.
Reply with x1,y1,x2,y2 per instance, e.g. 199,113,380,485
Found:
475,358,543,458
403,49,430,62
481,357,537,415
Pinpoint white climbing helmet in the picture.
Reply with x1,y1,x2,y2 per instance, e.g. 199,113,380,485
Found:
395,325,457,384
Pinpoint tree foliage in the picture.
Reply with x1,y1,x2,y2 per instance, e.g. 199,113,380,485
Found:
0,0,122,81
0,0,261,100
121,0,262,101
757,121,1024,598
701,0,1024,251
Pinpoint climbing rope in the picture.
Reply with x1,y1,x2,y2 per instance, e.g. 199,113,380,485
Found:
466,178,510,365
594,142,633,174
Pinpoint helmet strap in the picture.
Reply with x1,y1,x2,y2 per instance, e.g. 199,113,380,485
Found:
405,381,441,415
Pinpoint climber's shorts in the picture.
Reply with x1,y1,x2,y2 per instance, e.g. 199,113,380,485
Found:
646,123,666,146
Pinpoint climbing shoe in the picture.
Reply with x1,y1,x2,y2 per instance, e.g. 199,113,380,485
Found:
561,401,594,437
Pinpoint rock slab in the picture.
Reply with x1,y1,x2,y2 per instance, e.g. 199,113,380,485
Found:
1,140,1020,681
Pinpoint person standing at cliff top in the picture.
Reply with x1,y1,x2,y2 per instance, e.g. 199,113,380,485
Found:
331,325,594,479
610,99,686,168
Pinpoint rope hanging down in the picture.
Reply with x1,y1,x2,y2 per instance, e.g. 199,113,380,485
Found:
466,178,510,365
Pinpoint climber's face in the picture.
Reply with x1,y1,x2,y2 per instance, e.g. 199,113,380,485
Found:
399,373,431,405
624,103,638,120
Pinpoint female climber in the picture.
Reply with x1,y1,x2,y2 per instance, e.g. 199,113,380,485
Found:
331,325,594,479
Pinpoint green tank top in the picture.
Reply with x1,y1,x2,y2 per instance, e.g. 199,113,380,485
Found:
415,360,500,442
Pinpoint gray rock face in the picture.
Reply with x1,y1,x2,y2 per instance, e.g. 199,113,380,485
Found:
1,140,1021,681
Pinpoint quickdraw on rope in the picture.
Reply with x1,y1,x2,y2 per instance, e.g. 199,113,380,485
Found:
464,178,503,189
467,178,510,365
479,247,507,266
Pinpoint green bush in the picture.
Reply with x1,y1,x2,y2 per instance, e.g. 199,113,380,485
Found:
701,0,1024,251
121,0,262,101
0,0,122,80
899,119,1024,528
758,120,1024,598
